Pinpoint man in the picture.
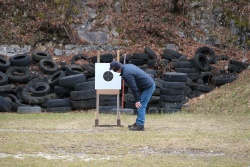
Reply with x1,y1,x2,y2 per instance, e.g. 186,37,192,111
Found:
110,60,155,131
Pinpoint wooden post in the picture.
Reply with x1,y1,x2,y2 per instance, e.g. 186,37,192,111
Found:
117,50,120,61
116,49,121,125
94,50,122,127
95,51,101,127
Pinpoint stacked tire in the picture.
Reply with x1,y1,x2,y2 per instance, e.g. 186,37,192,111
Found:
159,72,188,113
228,59,250,73
71,80,96,110
173,61,200,81
187,72,215,99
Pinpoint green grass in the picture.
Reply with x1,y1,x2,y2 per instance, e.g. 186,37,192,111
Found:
0,70,250,166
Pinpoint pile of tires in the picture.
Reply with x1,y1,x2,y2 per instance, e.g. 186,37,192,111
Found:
0,45,249,114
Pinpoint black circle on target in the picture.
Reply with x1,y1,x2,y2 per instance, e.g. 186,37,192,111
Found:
103,71,113,81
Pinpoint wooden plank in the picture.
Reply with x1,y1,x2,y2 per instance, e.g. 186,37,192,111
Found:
96,89,120,95
117,50,120,61
97,51,100,63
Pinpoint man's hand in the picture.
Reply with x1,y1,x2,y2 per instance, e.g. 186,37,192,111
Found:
135,102,142,108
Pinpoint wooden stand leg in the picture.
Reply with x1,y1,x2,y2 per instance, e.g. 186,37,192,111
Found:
117,94,121,126
95,94,100,127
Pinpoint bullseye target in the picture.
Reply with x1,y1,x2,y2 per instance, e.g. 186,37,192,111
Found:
95,63,121,89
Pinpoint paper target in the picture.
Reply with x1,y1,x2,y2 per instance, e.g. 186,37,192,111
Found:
95,63,121,89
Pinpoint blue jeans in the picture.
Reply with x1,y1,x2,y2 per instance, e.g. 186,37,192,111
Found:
136,83,155,125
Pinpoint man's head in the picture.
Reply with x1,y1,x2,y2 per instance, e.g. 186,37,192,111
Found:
109,60,121,72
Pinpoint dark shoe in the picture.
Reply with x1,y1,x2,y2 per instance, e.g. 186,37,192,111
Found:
129,124,145,131
128,123,136,128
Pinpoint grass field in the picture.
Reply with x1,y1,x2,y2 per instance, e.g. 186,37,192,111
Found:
0,70,250,167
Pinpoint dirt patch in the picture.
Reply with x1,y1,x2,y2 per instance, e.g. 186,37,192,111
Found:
131,146,225,157
0,147,224,162
0,152,112,162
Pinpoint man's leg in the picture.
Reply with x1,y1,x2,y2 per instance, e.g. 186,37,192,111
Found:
136,83,155,125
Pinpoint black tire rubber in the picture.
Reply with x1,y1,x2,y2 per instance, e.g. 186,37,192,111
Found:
0,71,9,86
32,51,51,62
160,94,185,102
71,54,89,64
29,82,51,97
21,78,58,104
211,73,239,86
145,70,157,77
144,46,157,59
81,64,95,75
152,87,160,96
174,68,197,73
147,59,157,68
8,94,26,106
91,53,114,63
6,66,31,84
65,64,86,76
192,53,210,71
74,81,95,91
184,85,192,95
9,53,31,66
0,84,15,92
59,74,86,87
70,89,96,100
154,78,165,88
161,53,177,60
158,107,181,114
199,72,213,85
190,84,214,92
124,93,135,102
163,72,188,82
38,59,59,75
48,70,66,87
178,55,188,61
138,64,149,70
159,101,183,109
229,59,250,68
0,96,11,112
163,49,182,58
130,59,146,66
119,54,132,64
186,72,200,81
46,106,72,113
162,81,186,89
160,87,185,95
195,46,215,63
173,61,193,68
0,56,10,71
213,55,230,64
17,106,42,114
54,86,73,97
188,90,204,98
47,98,71,108
132,53,150,59
124,101,137,110
72,99,96,110
9,101,19,112
228,64,244,73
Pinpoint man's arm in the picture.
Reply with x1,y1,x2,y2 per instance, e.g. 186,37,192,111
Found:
123,75,141,102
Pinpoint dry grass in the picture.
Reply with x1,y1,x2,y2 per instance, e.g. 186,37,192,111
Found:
0,111,249,167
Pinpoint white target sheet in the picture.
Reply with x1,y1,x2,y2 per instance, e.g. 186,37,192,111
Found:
95,63,121,89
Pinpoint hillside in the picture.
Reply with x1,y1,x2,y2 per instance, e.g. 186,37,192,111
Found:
0,0,250,61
